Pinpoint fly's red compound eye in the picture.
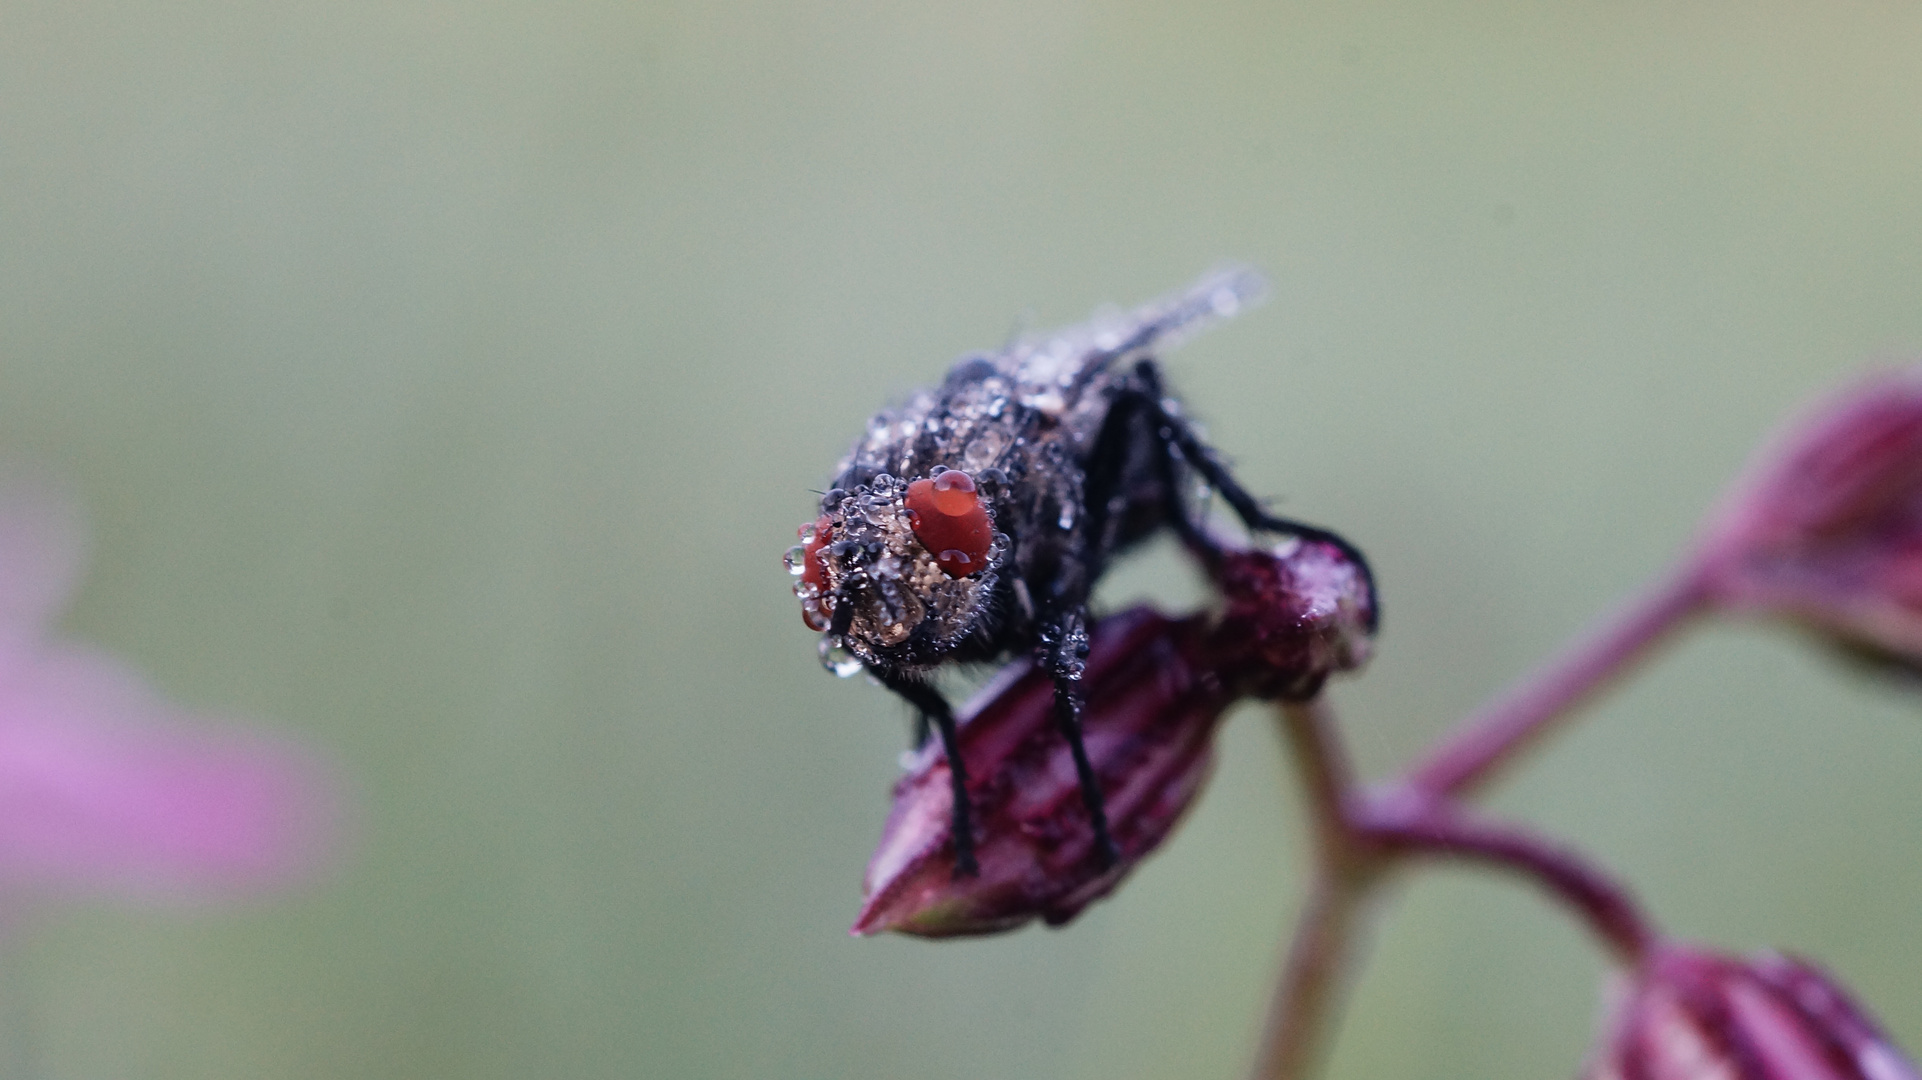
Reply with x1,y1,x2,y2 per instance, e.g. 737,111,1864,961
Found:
795,516,835,630
905,471,992,577
801,516,833,589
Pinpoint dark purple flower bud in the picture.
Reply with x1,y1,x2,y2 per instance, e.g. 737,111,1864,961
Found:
852,540,1377,937
1206,539,1375,700
851,608,1230,937
1698,366,1922,666
1583,944,1918,1080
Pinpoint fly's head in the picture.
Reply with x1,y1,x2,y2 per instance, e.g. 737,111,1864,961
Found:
787,468,1011,676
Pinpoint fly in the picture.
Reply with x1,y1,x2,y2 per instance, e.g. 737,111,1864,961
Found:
785,268,1376,876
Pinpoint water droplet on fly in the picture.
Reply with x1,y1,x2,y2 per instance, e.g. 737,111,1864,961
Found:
1057,503,1077,530
963,430,1008,471
819,638,864,678
784,544,807,575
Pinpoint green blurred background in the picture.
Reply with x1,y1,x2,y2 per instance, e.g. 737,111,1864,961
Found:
2,1,1920,1076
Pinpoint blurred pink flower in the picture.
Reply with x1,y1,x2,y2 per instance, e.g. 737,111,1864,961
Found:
1583,944,1917,1080
0,470,334,900
1698,366,1922,665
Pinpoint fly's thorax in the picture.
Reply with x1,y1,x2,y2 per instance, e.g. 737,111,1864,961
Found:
787,469,1012,673
837,363,1028,485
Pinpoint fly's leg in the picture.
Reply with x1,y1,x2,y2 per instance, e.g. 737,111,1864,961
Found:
1132,359,1380,631
879,673,978,877
831,602,931,751
1051,376,1210,870
1089,366,1233,569
1038,610,1120,869
1076,377,1213,576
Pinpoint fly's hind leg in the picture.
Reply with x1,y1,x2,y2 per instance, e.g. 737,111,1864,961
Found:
1130,358,1380,631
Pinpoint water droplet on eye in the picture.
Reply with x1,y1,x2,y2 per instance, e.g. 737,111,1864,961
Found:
800,597,831,631
933,470,975,495
785,544,807,575
819,638,864,677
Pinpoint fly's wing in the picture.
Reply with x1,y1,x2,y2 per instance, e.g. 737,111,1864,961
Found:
1000,267,1270,415
839,268,1270,484
1096,265,1271,362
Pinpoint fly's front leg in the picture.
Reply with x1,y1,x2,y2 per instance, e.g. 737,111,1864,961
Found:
879,673,978,877
1039,609,1120,869
1132,359,1380,631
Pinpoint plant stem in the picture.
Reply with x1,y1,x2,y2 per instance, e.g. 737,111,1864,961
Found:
1252,689,1668,1080
1251,557,1703,1078
1248,869,1377,1080
1406,560,1711,800
1351,799,1656,964
1250,698,1378,1080
1273,698,1358,868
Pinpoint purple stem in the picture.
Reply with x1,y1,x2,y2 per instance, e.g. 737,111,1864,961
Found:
1250,699,1372,1080
1253,674,1669,1078
1274,697,1359,869
1406,560,1711,800
1351,797,1656,964
1248,869,1377,1080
